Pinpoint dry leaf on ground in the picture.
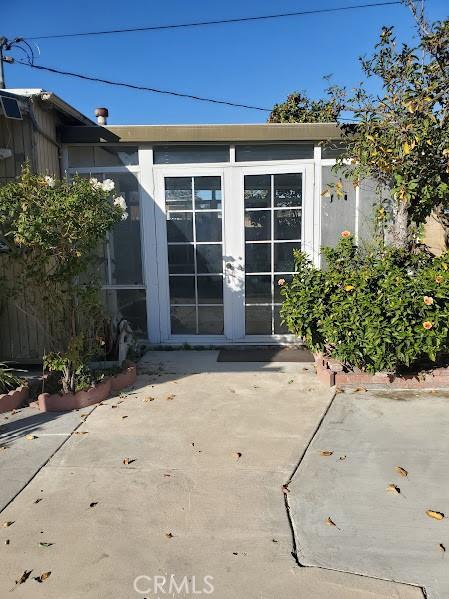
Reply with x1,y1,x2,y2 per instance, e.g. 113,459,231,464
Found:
320,450,333,457
143,397,155,402
3,521,14,527
395,466,408,477
123,458,136,465
25,434,37,440
387,484,401,494
166,394,175,400
15,570,32,585
426,510,445,520
39,542,53,548
326,517,340,529
34,571,51,583
89,502,98,508
165,532,174,538
439,543,446,552
233,452,242,460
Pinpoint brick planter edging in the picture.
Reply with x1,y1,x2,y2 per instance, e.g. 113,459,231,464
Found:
0,385,29,414
37,364,137,412
314,353,449,389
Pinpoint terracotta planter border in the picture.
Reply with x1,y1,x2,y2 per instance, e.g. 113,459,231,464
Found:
37,364,137,413
0,385,29,414
314,354,449,390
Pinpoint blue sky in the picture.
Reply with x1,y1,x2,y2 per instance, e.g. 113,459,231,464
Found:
3,0,448,125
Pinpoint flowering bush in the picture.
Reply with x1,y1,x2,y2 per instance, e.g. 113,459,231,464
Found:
280,233,449,373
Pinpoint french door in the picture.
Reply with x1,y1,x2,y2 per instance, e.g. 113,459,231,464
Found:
153,164,314,343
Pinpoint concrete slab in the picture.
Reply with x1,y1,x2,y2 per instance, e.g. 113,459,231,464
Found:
0,405,95,511
289,390,449,599
0,352,422,598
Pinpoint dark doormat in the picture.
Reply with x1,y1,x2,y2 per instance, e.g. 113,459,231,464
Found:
217,348,313,363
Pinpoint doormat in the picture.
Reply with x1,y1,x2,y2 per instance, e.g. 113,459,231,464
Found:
217,348,313,363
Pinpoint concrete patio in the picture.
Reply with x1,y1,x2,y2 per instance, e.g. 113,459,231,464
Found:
0,351,424,598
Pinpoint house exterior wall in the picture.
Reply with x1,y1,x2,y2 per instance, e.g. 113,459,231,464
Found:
0,100,62,361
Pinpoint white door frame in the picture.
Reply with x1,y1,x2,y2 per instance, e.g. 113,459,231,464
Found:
150,161,316,345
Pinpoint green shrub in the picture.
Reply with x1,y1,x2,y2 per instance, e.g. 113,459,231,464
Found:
280,234,449,373
0,363,23,394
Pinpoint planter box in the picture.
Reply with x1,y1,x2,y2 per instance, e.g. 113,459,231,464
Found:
36,364,137,413
0,385,29,414
315,354,449,390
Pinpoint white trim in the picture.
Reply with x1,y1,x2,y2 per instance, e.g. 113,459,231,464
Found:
313,144,322,267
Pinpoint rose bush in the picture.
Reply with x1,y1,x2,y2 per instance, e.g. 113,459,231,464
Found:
280,233,449,373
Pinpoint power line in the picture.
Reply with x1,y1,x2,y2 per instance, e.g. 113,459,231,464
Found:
23,1,403,40
14,60,272,112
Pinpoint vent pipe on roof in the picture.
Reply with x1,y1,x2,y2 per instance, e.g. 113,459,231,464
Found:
95,107,108,126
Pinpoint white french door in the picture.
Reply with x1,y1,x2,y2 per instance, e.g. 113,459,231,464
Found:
153,163,314,344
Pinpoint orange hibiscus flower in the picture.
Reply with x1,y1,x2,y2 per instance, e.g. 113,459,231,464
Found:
341,230,351,238
423,321,433,330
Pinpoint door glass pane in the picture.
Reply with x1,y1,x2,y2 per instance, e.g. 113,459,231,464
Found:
274,242,300,272
167,212,193,242
194,176,222,210
197,276,223,304
274,209,302,240
245,275,272,303
245,243,271,273
103,289,147,337
274,173,302,207
196,244,222,273
244,211,271,241
198,307,224,334
169,276,195,304
166,175,224,335
246,306,272,335
244,175,270,208
244,171,303,336
168,245,195,274
195,212,222,242
171,306,196,334
165,177,192,210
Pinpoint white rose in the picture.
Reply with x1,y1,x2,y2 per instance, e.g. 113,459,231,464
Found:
44,175,56,188
121,211,128,221
101,178,115,192
89,177,101,189
113,195,127,211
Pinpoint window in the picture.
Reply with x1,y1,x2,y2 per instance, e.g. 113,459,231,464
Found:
154,145,229,164
68,146,139,167
235,144,313,162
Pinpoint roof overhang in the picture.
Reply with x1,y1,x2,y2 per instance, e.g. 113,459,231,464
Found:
60,122,343,144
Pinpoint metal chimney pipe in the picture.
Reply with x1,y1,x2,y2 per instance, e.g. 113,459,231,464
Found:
95,107,108,125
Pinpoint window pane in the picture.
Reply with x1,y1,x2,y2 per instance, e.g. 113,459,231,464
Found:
274,306,289,334
103,289,147,337
169,276,195,304
165,177,192,210
245,243,271,273
244,175,270,208
67,146,94,167
244,211,271,241
167,212,193,242
107,173,142,285
245,275,271,303
197,276,223,304
198,307,224,334
171,306,196,334
168,245,195,274
274,173,302,207
274,242,300,272
274,209,302,240
154,145,229,164
94,146,138,167
245,306,272,335
195,212,222,242
196,244,222,273
194,176,222,210
236,144,313,162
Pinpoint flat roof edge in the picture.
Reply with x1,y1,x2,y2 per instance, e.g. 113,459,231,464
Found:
60,123,343,144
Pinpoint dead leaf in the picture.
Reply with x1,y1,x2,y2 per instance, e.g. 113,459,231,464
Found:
395,466,408,477
39,542,53,548
89,502,98,508
5,539,10,545
426,510,445,520
163,473,171,477
387,484,401,494
15,570,32,585
166,394,175,400
0,445,7,451
34,571,51,583
165,532,174,538
111,405,118,409
353,387,367,393
339,455,347,461
232,551,238,555
3,521,14,527
25,434,37,440
320,450,333,457
34,498,43,504
282,484,290,495
272,538,278,543
80,413,88,418
326,517,340,529
288,380,294,385
234,452,242,460
121,415,128,419
334,387,345,394
143,396,155,402
439,543,446,553
73,431,88,435
123,458,136,465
